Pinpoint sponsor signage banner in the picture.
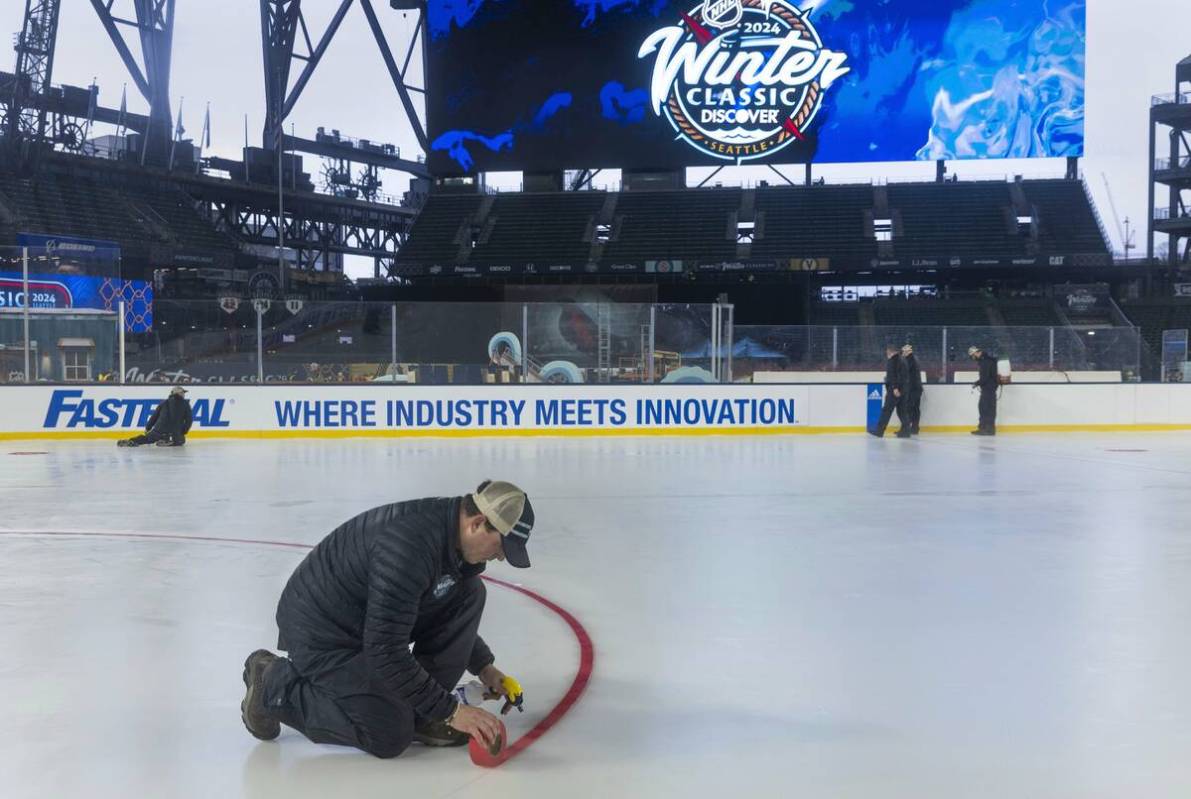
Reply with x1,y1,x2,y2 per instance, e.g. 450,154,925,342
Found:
393,254,1108,277
5,384,809,435
1058,283,1109,314
0,271,153,332
866,383,884,430
866,254,1095,270
16,232,121,269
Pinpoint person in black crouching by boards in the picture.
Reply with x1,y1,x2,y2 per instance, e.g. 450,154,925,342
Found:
117,386,193,447
870,343,911,439
969,346,999,436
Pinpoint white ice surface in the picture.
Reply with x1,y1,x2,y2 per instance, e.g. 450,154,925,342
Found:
3,433,1191,798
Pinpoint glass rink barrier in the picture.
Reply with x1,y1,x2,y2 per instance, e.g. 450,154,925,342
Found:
115,300,732,386
2,289,1149,386
732,325,1144,384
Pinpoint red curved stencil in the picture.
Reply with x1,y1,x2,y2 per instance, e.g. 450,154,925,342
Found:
0,530,595,767
477,574,595,767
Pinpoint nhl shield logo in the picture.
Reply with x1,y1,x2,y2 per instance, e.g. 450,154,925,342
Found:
252,298,272,314
702,0,741,29
219,296,240,315
285,298,304,315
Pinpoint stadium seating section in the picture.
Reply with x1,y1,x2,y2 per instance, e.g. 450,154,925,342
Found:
396,180,1109,269
0,159,238,260
751,185,876,262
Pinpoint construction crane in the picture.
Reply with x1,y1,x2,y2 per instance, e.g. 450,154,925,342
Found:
7,0,63,142
1101,173,1136,259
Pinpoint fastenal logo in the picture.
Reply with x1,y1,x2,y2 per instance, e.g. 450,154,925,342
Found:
42,390,230,429
638,0,849,162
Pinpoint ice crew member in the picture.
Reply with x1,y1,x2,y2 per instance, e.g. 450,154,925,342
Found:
901,344,923,435
116,386,192,447
240,480,535,758
969,346,999,436
870,344,911,439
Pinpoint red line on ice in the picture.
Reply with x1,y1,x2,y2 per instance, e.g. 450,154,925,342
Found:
0,529,594,766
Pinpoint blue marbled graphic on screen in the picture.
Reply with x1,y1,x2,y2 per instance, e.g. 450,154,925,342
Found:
428,0,498,39
600,82,648,124
572,0,667,27
430,130,514,172
432,92,574,170
812,0,1084,161
914,0,1084,158
429,0,665,36
532,93,574,129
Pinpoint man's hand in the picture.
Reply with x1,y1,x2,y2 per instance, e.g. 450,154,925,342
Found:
479,664,523,715
893,389,901,397
449,704,502,749
478,665,507,699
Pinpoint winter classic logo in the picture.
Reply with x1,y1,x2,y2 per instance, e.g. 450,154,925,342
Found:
638,0,849,162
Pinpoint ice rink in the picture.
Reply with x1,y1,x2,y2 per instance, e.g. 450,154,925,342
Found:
3,432,1191,798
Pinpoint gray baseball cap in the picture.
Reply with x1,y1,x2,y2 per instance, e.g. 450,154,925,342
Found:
473,480,535,568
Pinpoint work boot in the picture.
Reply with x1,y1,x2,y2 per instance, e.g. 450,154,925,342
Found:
117,439,131,447
241,650,281,741
413,718,469,747
867,429,883,438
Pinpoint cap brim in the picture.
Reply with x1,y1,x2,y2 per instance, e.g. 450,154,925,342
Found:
501,534,530,569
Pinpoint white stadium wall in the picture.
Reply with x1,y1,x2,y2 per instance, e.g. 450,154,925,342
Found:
3,383,1191,440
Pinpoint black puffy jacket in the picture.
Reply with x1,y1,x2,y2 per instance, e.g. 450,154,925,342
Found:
883,354,908,392
976,353,999,390
275,496,491,721
904,354,923,393
147,395,192,436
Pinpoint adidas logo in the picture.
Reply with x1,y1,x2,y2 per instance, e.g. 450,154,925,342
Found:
868,390,882,400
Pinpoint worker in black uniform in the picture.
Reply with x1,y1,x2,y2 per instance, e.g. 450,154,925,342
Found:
870,343,911,438
240,480,535,759
969,346,999,435
901,344,923,435
116,386,192,447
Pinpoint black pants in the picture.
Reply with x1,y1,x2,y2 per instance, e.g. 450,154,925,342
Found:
122,429,184,446
978,387,997,433
874,390,908,436
905,390,923,434
261,577,487,759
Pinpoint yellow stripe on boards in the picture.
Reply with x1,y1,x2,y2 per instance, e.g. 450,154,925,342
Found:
4,424,1191,441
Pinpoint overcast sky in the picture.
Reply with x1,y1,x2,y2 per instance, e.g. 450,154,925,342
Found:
3,1,1188,278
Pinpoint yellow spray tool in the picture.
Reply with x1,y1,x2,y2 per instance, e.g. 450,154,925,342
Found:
499,675,524,715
